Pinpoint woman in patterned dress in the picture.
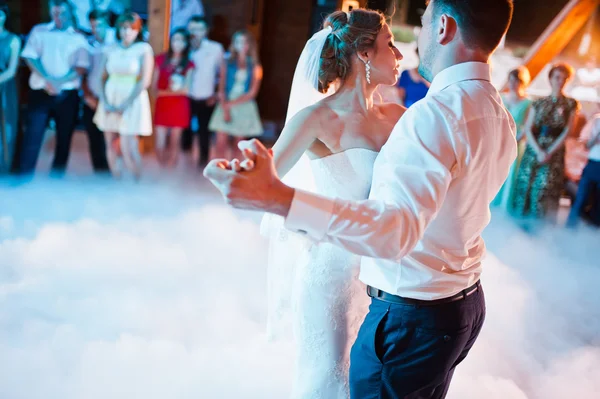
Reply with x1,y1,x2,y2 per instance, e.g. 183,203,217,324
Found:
512,63,580,221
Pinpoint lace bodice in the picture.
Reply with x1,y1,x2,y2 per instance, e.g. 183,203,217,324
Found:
301,147,377,287
264,147,379,398
289,148,378,399
310,148,378,200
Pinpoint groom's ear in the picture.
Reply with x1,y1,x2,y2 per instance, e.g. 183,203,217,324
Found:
437,14,458,46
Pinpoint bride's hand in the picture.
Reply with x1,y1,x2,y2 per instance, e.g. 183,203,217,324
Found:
210,158,242,172
238,141,273,172
239,158,255,171
204,139,291,215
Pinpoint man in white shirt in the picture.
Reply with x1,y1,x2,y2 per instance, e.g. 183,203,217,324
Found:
19,0,90,176
567,114,600,227
206,0,516,397
81,9,116,174
182,15,224,167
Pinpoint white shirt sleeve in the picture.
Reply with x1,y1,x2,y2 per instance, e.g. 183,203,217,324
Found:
284,101,464,262
71,36,92,70
21,27,43,60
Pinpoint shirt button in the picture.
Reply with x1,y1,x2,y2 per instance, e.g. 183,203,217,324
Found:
443,335,451,342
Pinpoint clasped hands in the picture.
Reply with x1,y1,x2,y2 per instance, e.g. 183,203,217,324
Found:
203,139,294,216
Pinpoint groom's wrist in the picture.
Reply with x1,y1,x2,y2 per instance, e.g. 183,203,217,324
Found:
266,183,295,218
284,189,335,240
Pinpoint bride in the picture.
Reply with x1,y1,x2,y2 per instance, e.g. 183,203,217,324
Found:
262,8,405,398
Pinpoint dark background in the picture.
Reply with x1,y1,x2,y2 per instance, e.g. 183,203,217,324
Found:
404,0,572,44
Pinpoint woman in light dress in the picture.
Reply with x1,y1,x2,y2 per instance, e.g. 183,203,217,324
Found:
263,9,405,398
94,12,154,179
209,30,263,160
491,66,532,211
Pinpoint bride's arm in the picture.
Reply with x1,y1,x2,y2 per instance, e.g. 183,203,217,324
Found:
271,107,320,178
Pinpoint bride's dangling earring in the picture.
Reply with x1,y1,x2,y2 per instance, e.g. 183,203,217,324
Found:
365,60,372,84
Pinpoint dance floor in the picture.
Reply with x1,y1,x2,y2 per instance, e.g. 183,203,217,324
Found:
1,134,599,398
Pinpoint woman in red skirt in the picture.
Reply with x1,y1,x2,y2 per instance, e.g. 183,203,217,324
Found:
152,28,195,167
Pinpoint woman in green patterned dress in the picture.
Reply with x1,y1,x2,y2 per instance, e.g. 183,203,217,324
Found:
492,67,532,211
512,63,580,221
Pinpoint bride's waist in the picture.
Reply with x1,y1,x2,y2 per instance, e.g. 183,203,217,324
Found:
307,242,361,265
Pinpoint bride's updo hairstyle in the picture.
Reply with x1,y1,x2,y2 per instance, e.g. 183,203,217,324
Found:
318,9,385,93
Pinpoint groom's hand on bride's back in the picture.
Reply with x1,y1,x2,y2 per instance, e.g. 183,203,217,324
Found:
203,140,294,216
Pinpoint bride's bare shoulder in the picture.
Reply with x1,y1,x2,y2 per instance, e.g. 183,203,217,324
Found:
287,102,340,130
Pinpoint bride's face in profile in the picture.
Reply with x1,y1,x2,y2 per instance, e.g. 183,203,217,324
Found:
366,24,403,86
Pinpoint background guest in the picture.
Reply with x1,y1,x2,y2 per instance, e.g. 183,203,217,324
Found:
395,49,429,107
512,63,580,222
152,28,195,168
170,0,204,33
19,0,90,177
492,66,532,211
209,30,263,160
94,12,153,180
81,9,115,174
69,0,125,34
567,114,600,227
0,2,21,175
181,15,224,168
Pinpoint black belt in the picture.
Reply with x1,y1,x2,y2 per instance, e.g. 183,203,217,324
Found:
367,281,481,307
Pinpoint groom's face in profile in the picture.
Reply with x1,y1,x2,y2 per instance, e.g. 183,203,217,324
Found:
417,2,436,83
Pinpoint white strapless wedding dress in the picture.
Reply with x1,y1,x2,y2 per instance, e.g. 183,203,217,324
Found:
291,148,377,399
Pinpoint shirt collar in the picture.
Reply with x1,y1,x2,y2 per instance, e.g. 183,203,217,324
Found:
47,21,76,34
426,62,491,96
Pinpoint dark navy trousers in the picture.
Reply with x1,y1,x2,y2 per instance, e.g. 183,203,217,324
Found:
19,89,79,175
349,285,486,398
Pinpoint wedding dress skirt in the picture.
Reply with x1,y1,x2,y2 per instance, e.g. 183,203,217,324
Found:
290,148,378,399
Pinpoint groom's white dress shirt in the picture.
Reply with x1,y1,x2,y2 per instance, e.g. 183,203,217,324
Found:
284,62,517,300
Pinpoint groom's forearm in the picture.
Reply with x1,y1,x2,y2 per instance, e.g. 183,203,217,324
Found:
284,192,422,262
264,183,295,218
269,185,295,217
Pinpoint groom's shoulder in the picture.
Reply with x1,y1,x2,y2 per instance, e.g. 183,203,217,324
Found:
414,87,492,122
398,97,464,135
405,95,457,121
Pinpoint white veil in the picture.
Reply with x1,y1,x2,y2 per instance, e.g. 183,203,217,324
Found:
261,26,334,340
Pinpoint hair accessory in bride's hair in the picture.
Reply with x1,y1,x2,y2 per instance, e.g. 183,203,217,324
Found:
329,26,343,42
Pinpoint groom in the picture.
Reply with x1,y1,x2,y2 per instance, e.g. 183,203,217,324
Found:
206,0,515,397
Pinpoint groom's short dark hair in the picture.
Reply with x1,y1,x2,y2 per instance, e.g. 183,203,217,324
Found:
429,0,513,53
